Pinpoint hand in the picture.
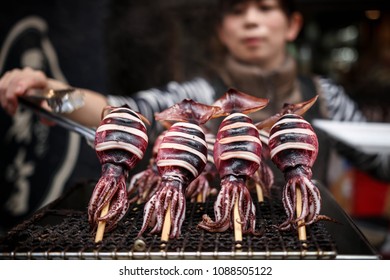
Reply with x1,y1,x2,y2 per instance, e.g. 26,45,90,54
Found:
0,67,49,115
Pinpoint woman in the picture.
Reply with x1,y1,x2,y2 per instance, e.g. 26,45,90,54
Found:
0,0,389,204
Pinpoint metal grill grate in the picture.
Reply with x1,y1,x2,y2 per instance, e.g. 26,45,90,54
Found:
0,183,337,259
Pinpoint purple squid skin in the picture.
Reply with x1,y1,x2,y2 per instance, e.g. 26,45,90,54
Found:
88,106,148,232
156,122,207,185
128,131,167,203
268,113,325,230
185,132,219,202
214,113,262,178
268,114,318,173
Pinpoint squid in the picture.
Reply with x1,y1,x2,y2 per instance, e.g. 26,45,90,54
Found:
198,88,268,234
88,105,149,232
257,96,331,230
138,99,221,239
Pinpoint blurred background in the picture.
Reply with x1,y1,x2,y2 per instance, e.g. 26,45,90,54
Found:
1,0,389,256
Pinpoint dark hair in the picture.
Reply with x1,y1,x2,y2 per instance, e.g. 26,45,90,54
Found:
217,0,296,20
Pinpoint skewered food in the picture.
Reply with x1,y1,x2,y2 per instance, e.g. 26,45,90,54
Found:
198,88,268,234
138,99,221,239
88,105,149,232
262,96,330,230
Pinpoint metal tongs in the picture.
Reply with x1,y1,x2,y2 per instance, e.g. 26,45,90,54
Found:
23,87,85,113
18,89,95,146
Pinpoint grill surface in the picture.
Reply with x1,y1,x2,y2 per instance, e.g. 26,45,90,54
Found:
0,182,340,259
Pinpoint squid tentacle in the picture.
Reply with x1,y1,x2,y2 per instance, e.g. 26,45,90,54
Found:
303,177,322,225
128,170,147,195
171,191,186,238
198,177,257,234
281,180,294,224
296,179,309,222
88,177,107,223
199,185,233,233
98,178,129,227
93,182,119,224
138,196,157,237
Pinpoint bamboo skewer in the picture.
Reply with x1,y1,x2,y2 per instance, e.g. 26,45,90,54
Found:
196,193,203,203
137,188,150,204
233,197,242,248
95,201,110,243
296,187,307,241
161,202,172,243
255,183,264,202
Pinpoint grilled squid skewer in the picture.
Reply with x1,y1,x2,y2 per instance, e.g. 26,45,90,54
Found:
269,114,319,233
138,99,220,239
198,88,268,236
90,106,149,241
262,96,332,239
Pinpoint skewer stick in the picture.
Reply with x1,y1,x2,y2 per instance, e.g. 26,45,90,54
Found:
161,202,172,242
196,193,203,203
296,187,307,241
137,188,150,204
95,201,110,243
233,197,242,246
255,183,264,202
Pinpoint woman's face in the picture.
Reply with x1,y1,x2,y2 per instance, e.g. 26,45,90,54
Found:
218,0,301,70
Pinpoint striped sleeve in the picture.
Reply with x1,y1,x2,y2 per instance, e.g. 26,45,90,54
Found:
106,77,216,140
317,77,390,182
317,77,366,122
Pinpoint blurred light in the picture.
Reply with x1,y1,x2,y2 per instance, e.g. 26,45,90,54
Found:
330,47,358,72
331,47,358,63
337,25,358,44
365,10,381,20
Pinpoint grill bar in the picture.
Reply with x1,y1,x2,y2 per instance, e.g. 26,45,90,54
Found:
0,181,341,260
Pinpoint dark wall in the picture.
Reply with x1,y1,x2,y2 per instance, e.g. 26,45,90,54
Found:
0,0,109,92
104,0,217,95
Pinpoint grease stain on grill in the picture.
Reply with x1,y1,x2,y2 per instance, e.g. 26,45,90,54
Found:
0,183,337,259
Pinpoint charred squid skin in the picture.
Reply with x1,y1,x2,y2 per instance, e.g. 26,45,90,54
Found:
268,114,329,230
139,122,208,238
89,106,148,231
157,122,208,184
269,114,318,172
95,107,148,168
198,113,262,234
214,113,262,178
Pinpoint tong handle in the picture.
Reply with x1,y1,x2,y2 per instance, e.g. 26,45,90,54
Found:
18,97,96,145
